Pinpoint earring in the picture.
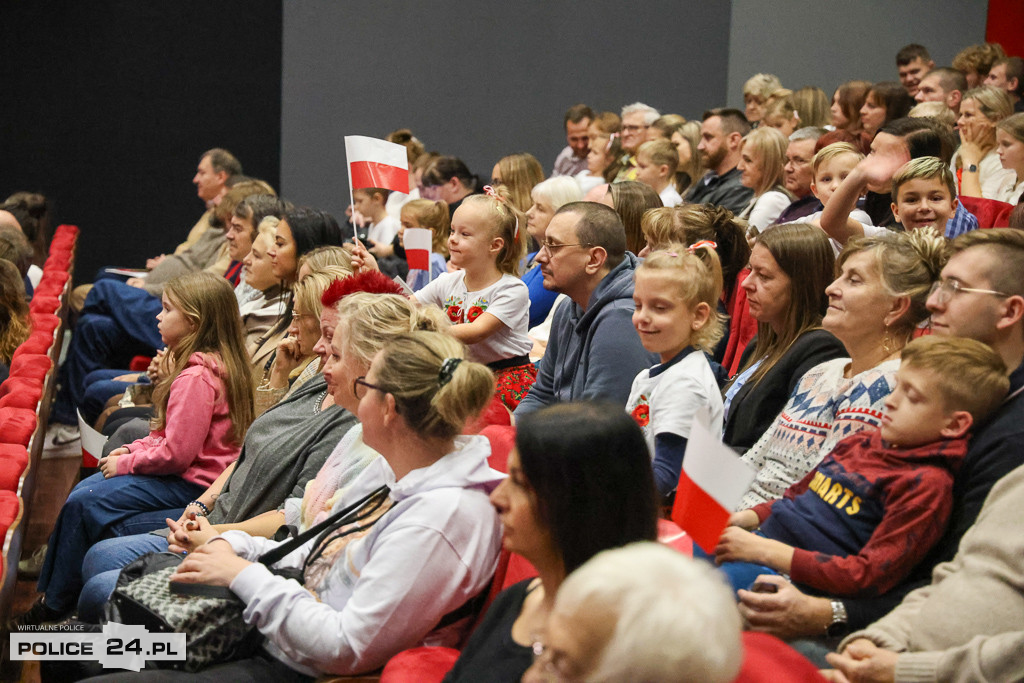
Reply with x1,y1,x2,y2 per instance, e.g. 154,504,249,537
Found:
881,325,896,355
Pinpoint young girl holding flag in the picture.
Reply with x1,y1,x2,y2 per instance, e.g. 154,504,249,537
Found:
413,186,534,409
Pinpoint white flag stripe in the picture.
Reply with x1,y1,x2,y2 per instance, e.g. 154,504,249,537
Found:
344,136,409,169
681,409,757,510
403,228,433,252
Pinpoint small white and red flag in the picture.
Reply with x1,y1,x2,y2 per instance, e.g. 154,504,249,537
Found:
403,228,433,271
671,409,757,554
344,135,409,194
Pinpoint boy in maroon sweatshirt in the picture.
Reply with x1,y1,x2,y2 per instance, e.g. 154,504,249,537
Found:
714,336,1008,598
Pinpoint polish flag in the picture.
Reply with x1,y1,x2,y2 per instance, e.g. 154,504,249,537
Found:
671,409,757,554
404,228,433,271
344,136,409,193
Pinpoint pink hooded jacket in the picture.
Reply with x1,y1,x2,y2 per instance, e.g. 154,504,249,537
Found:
115,352,241,487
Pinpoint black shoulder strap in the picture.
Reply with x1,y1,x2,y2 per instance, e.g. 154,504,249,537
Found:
257,484,389,566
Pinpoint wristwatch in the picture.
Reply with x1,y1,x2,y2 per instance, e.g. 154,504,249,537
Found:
966,163,979,173
826,599,849,638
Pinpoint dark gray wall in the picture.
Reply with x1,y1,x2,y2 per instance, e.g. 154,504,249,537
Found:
725,0,988,109
0,2,282,285
281,1,731,218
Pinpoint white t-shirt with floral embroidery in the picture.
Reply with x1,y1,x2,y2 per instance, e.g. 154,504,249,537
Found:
626,350,724,459
416,271,532,364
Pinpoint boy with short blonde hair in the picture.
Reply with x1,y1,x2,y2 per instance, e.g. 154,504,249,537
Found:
800,143,871,252
889,156,958,233
635,139,682,207
713,336,1008,598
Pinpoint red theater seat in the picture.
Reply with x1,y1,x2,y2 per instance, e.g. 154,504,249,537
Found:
28,313,59,337
0,378,43,410
29,295,61,315
0,407,37,447
12,332,54,358
9,354,52,382
0,444,29,491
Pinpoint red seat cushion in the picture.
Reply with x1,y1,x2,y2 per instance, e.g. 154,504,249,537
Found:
0,444,29,491
657,518,693,556
54,224,80,241
9,354,52,382
12,332,53,357
0,378,43,409
44,253,72,271
0,407,37,446
480,425,515,474
28,313,59,336
735,632,828,682
29,295,61,315
380,647,460,683
958,196,1015,229
0,491,21,561
466,394,512,434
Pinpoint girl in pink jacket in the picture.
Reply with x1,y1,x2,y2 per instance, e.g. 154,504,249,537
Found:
17,272,255,626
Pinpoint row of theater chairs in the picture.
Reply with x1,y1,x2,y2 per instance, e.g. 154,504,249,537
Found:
0,224,78,632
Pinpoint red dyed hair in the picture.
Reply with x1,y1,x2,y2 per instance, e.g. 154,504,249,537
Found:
321,270,405,308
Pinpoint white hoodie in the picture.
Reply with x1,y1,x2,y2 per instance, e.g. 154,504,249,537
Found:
221,435,504,677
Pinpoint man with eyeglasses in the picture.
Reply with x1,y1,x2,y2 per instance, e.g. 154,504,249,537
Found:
614,102,660,182
514,202,657,417
737,229,1024,655
819,227,1024,682
922,229,1024,560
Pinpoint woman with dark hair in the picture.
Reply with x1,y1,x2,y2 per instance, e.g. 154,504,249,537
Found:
859,82,915,138
444,401,659,682
601,181,662,255
723,223,847,452
831,80,872,136
270,207,346,285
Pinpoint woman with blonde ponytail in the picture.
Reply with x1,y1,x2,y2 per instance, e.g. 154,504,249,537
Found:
165,329,503,679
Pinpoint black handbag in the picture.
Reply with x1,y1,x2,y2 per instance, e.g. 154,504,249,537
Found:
105,485,390,672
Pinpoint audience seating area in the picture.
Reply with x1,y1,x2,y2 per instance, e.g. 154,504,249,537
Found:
0,225,78,629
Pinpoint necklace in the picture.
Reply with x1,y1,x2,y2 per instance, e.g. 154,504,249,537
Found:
314,389,328,414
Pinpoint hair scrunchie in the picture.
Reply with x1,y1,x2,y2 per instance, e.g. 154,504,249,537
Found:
438,357,463,387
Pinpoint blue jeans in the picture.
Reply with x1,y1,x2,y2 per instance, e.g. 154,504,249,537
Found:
78,532,169,622
52,280,162,425
36,472,201,612
691,542,779,593
80,369,150,425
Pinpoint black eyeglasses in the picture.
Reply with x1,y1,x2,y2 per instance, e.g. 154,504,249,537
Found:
353,376,388,400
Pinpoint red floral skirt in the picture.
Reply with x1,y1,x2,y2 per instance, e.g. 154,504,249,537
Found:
492,360,537,411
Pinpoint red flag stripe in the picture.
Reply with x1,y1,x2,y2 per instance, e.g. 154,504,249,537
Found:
672,469,731,555
406,249,430,271
350,161,408,194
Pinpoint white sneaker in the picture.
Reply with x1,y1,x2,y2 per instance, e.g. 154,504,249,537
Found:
17,544,47,578
43,423,81,459
47,423,80,446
